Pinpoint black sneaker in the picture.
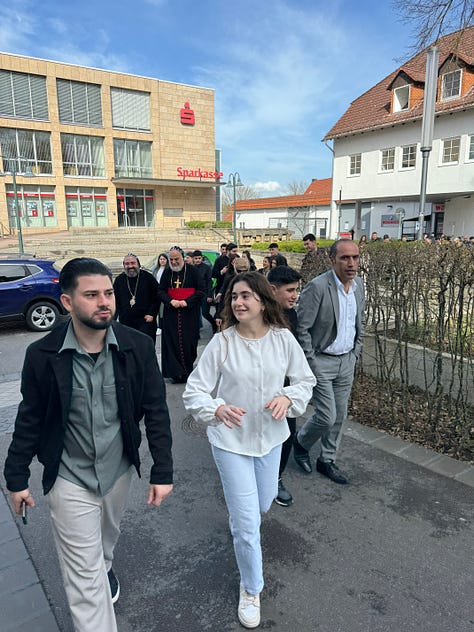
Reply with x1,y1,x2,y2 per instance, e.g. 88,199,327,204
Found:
108,568,120,604
274,478,293,506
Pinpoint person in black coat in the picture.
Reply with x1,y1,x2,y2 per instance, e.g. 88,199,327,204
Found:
4,257,173,631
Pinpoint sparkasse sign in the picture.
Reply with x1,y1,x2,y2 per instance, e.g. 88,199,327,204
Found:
177,167,223,180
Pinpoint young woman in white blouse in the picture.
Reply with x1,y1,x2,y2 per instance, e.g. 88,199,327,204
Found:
183,272,315,629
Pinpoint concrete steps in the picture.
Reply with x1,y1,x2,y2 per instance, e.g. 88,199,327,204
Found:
12,227,232,262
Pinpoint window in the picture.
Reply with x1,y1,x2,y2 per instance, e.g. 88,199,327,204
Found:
349,154,361,176
380,148,395,171
441,69,461,101
111,88,150,131
393,85,410,112
61,134,105,177
401,145,416,169
442,137,460,164
65,187,108,227
0,70,48,121
0,264,30,283
113,139,152,177
468,136,474,161
0,128,52,174
57,79,102,126
6,185,57,228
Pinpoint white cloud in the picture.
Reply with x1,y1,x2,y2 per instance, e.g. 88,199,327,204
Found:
194,1,348,184
0,6,36,53
253,181,282,193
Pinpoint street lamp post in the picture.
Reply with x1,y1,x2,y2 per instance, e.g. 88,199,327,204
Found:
227,172,243,245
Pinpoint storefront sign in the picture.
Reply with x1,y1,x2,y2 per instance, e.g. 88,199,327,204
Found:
381,214,399,226
177,167,223,180
180,102,195,125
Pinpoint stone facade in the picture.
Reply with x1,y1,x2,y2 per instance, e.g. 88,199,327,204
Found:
0,52,219,235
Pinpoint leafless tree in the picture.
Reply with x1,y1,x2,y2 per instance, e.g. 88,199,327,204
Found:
394,0,474,52
284,180,308,195
222,184,259,217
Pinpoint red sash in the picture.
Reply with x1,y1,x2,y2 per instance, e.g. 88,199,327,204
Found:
168,287,195,300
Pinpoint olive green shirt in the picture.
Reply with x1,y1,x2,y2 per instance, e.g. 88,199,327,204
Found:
58,322,131,496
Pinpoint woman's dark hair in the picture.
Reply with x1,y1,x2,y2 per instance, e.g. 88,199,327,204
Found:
270,254,287,267
221,272,289,330
158,253,169,266
59,257,113,293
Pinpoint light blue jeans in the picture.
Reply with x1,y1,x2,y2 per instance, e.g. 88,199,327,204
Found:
212,444,282,595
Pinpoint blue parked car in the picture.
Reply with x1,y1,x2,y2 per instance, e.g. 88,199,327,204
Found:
0,254,65,331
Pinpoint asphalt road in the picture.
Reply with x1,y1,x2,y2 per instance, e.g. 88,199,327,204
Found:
1,324,474,631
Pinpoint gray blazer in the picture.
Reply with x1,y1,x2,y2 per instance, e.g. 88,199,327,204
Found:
296,270,365,375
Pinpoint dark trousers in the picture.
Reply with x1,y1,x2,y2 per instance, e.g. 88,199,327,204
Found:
200,297,217,332
279,417,296,477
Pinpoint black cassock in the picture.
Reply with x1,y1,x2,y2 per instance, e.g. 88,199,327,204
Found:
113,269,159,343
158,264,205,381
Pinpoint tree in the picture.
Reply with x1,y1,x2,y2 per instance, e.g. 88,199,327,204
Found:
394,0,474,51
222,184,260,218
284,180,308,195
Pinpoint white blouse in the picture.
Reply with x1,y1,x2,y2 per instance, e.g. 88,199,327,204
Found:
183,326,316,457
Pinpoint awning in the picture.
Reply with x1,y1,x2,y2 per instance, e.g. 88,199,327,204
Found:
403,214,432,222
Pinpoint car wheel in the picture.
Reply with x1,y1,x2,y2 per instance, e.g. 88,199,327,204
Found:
26,302,60,332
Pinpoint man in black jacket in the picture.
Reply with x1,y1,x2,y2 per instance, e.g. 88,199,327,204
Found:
4,257,173,632
193,250,217,333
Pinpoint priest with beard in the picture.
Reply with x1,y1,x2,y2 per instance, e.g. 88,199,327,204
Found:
158,246,205,383
113,253,159,344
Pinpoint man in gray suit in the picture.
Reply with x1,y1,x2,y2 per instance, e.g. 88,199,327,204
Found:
294,239,365,484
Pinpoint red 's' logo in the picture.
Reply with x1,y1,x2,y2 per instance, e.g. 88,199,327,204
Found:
180,102,195,125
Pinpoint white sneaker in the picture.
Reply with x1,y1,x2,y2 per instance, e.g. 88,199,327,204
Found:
238,584,260,628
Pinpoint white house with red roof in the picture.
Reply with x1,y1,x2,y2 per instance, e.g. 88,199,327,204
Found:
229,178,332,239
324,27,474,239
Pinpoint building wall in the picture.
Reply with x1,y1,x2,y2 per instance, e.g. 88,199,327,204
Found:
235,205,331,238
0,53,217,234
331,109,474,236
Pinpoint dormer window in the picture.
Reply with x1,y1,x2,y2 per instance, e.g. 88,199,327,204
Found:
441,69,461,100
393,85,410,112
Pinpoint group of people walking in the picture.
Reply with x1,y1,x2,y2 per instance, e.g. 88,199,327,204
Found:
3,235,365,630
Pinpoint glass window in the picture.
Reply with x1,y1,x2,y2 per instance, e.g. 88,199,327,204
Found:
401,145,416,169
57,79,102,126
441,69,461,100
442,137,460,164
113,139,152,177
349,154,361,176
380,148,395,171
61,134,105,177
468,136,474,161
111,88,150,131
393,85,410,112
6,185,57,228
0,70,48,120
0,264,29,283
65,187,108,228
0,128,52,174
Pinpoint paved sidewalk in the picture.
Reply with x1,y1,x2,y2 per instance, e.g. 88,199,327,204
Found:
1,366,473,630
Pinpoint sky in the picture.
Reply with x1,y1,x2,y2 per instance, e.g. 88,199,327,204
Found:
0,0,419,195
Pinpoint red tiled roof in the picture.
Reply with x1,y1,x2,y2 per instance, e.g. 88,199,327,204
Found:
234,178,332,214
324,27,474,141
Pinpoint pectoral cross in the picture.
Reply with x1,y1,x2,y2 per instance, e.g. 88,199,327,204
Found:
174,277,182,288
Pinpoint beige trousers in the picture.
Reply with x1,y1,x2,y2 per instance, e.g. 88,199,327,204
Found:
46,469,133,632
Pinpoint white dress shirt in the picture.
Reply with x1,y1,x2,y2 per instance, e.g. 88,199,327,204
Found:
183,326,316,457
323,271,357,355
